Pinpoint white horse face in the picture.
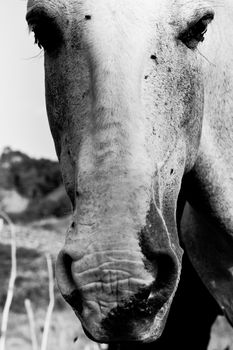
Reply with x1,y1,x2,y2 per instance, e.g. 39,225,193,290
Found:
27,0,214,343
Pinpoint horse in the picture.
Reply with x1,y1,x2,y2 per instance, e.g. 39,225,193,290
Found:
26,0,233,348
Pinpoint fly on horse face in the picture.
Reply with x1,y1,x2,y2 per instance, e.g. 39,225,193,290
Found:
26,0,233,348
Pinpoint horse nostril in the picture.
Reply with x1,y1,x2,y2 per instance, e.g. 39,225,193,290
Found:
56,251,83,313
56,251,74,287
63,288,84,314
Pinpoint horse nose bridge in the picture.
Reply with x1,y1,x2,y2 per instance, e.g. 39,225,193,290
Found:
82,10,148,103
73,16,153,186
85,6,146,66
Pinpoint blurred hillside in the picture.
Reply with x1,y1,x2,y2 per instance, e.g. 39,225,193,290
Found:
0,147,71,221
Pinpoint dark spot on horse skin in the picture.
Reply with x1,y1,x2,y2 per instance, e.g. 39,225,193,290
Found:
85,15,92,20
71,221,75,229
170,169,174,175
82,90,89,99
73,336,78,343
167,67,172,73
144,75,149,80
151,54,158,64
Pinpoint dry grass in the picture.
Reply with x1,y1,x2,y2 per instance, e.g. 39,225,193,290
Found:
3,308,100,350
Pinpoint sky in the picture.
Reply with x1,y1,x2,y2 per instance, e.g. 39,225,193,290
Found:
0,0,57,160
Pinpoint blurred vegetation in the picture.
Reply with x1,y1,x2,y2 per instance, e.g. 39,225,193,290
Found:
0,147,61,198
0,243,65,313
0,147,71,221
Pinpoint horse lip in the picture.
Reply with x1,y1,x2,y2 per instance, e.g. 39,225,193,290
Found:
82,296,171,343
83,327,107,344
96,281,169,341
72,278,172,344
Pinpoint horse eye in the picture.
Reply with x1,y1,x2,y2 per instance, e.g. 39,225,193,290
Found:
179,13,214,50
27,12,62,52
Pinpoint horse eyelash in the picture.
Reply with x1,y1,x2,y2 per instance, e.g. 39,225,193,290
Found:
29,27,40,48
